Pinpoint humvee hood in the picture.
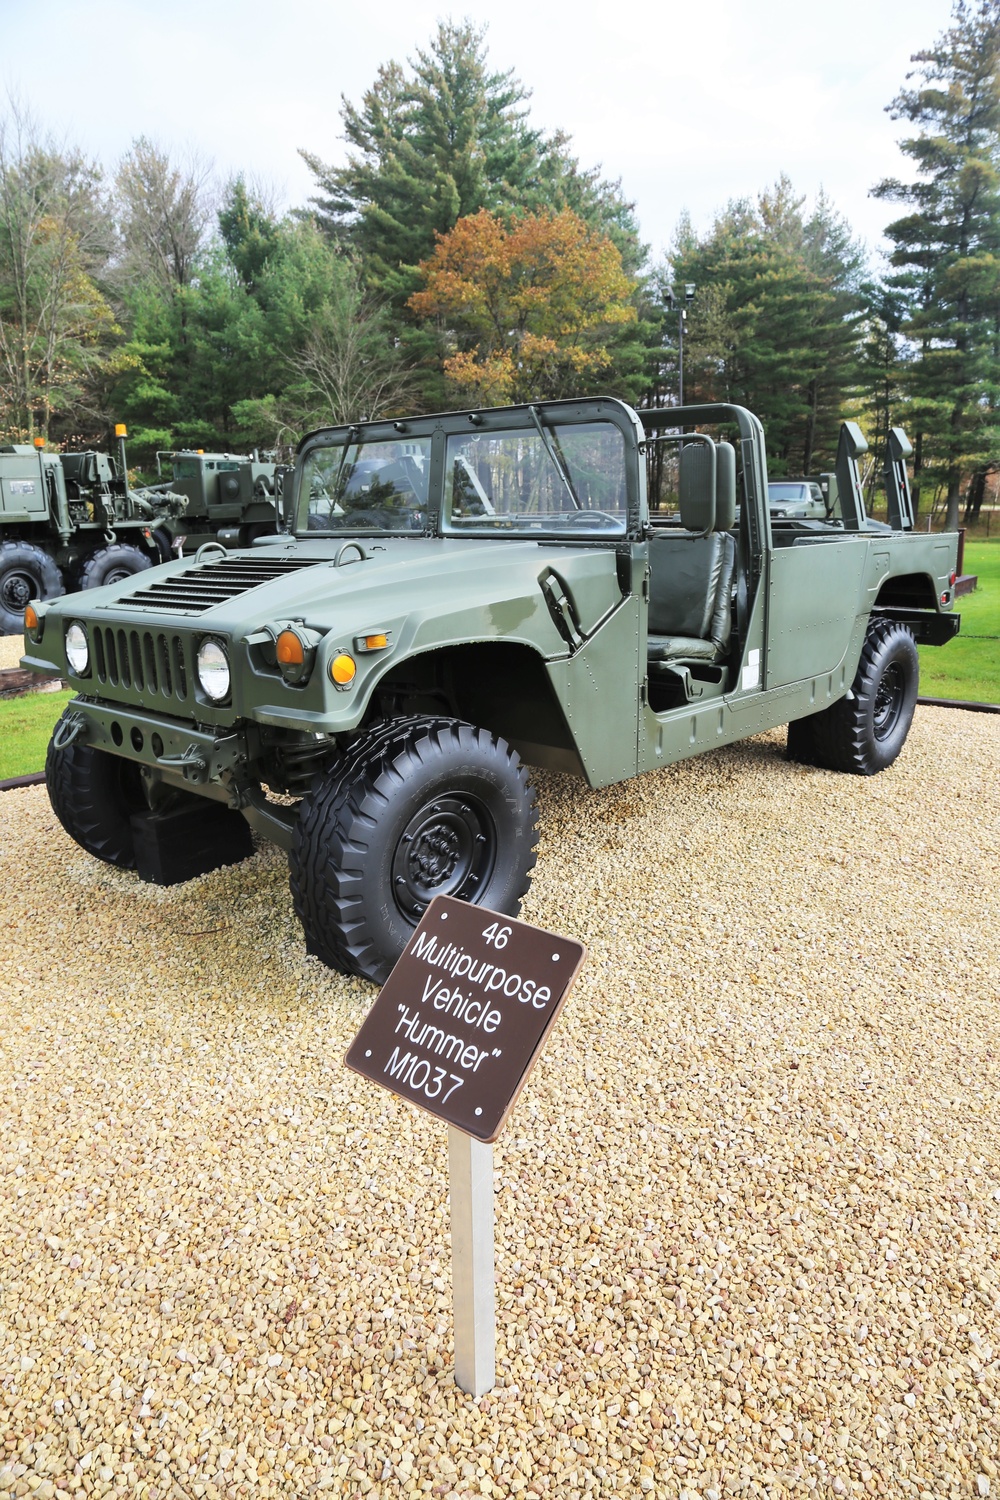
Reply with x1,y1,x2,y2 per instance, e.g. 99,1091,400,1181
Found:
75,537,576,632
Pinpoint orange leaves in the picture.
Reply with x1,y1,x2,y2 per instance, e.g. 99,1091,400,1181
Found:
410,208,636,403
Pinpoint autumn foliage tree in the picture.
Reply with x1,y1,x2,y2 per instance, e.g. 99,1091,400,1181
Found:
409,208,638,404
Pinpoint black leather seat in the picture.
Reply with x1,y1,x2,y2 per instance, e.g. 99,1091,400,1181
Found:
647,531,736,665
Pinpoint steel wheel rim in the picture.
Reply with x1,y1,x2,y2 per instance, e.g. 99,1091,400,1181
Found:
391,792,496,921
1,569,37,612
873,662,905,740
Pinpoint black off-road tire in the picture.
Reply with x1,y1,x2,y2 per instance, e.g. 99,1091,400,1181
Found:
0,541,64,633
785,714,819,766
789,620,919,776
289,716,539,984
45,722,147,870
80,543,153,591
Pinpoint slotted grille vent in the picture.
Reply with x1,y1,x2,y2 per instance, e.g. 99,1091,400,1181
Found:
93,626,190,704
117,555,326,616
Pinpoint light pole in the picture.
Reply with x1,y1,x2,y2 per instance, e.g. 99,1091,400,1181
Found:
666,282,696,406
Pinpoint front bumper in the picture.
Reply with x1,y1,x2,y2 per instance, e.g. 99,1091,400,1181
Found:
59,697,247,788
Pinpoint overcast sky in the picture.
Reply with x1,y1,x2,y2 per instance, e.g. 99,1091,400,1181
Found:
3,0,956,265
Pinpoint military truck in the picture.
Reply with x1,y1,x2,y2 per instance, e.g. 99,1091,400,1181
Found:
767,479,827,520
22,398,959,983
149,449,285,556
0,426,187,633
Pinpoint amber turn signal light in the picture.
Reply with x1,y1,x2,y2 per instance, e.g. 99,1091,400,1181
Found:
24,604,38,632
276,629,305,666
364,634,388,650
330,653,357,685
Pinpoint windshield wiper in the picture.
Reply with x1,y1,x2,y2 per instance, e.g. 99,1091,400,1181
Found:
528,406,581,510
332,425,359,499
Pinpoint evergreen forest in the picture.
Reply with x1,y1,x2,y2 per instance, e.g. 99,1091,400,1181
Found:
2,4,1000,531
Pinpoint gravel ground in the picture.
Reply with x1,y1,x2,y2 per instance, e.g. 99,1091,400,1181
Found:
1,708,998,1500
0,636,28,670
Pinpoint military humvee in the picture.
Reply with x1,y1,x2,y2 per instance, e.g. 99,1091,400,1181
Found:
23,399,960,982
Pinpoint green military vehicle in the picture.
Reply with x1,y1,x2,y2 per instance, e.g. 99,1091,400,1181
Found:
149,449,285,556
23,399,959,982
0,426,187,633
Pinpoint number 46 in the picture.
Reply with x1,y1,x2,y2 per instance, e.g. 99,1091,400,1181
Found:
482,921,511,949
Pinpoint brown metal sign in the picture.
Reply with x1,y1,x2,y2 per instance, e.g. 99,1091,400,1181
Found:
345,896,586,1142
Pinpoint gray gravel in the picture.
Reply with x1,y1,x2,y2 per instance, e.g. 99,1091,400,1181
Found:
0,636,27,670
1,708,998,1500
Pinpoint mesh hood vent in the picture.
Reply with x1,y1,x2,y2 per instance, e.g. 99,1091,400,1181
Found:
116,555,327,616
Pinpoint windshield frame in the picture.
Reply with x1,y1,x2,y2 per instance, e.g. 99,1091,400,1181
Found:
292,398,645,541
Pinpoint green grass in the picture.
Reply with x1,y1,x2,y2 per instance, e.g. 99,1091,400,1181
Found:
0,688,73,779
918,540,1000,703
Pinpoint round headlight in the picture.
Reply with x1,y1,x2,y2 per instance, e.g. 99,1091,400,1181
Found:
66,622,90,675
197,638,231,701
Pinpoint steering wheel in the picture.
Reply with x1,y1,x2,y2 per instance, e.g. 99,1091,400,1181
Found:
563,510,621,530
341,509,393,528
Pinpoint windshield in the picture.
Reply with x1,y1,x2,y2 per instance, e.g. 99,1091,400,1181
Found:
768,483,810,501
172,457,201,479
443,421,626,535
300,437,432,533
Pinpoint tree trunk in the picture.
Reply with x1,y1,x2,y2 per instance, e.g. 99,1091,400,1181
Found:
911,430,923,520
802,378,817,474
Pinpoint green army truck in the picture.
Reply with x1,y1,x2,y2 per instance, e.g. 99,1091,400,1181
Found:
22,399,960,982
149,449,285,556
0,427,187,633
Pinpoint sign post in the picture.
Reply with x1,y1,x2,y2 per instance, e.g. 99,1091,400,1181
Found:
345,895,585,1396
448,1125,495,1397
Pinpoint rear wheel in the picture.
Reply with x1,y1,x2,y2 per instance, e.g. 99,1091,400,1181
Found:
787,619,919,775
289,716,539,983
0,541,64,633
80,543,153,591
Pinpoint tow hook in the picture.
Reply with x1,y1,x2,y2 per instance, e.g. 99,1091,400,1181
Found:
52,711,87,751
155,743,209,778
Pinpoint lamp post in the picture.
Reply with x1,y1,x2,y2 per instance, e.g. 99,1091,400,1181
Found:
666,283,696,406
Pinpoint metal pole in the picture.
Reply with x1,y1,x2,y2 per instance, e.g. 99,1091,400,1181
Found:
448,1125,495,1397
678,308,684,408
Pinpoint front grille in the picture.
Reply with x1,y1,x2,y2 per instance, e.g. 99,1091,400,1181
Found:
93,626,191,705
118,555,325,616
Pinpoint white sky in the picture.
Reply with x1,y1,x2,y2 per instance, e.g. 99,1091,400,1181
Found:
2,0,956,265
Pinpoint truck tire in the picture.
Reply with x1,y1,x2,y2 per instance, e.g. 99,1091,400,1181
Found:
289,716,539,983
791,620,919,776
80,544,153,591
45,722,146,870
0,541,64,634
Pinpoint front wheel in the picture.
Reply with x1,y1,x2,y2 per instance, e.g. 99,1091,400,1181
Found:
45,724,147,869
788,619,919,775
289,716,539,983
0,541,64,633
80,543,153,590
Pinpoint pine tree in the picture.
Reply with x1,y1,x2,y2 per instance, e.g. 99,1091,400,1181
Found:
874,0,1000,529
664,179,864,474
299,21,642,307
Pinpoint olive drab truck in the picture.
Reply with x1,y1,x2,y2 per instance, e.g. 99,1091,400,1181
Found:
0,425,187,633
149,450,286,557
23,398,960,982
